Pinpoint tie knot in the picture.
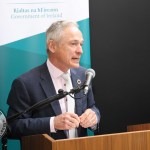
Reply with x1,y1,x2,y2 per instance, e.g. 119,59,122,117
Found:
62,73,70,82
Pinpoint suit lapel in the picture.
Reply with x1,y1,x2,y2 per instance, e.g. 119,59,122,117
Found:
39,63,62,116
70,69,84,116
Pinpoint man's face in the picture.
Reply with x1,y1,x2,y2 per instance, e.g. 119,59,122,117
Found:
49,26,84,72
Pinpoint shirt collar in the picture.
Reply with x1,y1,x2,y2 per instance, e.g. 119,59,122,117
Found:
46,59,71,79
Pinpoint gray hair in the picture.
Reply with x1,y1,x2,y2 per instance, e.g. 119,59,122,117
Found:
46,20,79,51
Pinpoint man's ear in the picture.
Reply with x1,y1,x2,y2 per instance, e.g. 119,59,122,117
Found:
47,40,57,53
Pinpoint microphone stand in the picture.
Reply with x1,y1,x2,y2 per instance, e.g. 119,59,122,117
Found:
1,84,85,150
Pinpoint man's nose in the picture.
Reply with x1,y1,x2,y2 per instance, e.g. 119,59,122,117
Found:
76,45,83,54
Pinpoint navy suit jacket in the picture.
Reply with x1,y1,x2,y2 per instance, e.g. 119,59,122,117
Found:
7,62,100,140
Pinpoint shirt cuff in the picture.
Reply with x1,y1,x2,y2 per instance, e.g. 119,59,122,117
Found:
50,117,57,133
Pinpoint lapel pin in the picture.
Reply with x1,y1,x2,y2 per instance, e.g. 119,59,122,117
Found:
77,79,81,85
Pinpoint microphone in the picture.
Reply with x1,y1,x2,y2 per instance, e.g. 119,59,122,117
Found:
83,68,96,95
0,111,7,138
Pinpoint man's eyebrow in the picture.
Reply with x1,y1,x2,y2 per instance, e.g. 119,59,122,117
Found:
70,39,84,42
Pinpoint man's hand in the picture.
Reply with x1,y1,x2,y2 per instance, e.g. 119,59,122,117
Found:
54,112,80,130
79,109,97,128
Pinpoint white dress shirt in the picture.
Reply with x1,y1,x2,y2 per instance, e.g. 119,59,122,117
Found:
46,59,71,132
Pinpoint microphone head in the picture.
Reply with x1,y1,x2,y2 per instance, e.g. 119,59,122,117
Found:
0,110,7,138
85,68,96,78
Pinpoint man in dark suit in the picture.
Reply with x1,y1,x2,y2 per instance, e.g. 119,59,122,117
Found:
7,20,100,140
